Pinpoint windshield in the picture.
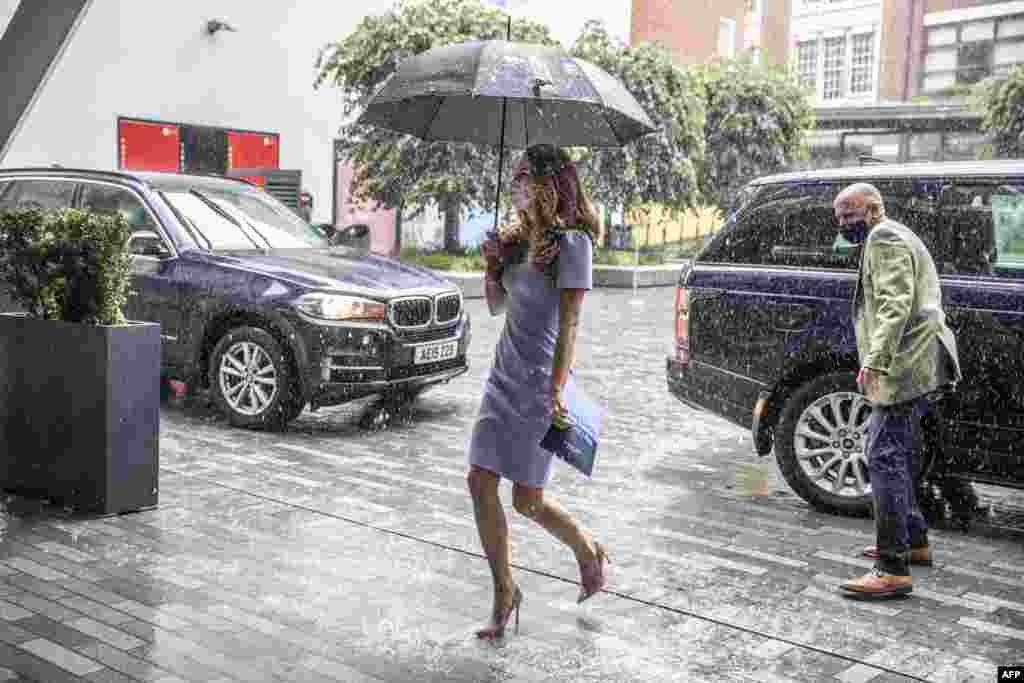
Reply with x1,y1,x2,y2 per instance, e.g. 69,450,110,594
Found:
161,187,329,250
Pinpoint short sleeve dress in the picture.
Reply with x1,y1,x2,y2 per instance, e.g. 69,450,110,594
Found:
467,231,594,488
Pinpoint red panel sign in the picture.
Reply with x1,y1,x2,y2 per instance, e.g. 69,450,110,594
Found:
227,131,279,170
119,119,180,172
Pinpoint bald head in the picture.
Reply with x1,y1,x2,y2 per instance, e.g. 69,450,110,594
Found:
834,183,886,227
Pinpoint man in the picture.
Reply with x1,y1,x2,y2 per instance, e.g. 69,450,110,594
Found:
833,183,961,599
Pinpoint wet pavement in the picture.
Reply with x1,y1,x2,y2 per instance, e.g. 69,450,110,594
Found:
1,286,1023,682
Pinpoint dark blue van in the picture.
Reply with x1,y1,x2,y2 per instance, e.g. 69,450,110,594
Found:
667,161,1024,515
0,168,471,430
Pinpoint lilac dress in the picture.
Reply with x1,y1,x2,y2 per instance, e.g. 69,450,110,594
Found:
467,231,593,488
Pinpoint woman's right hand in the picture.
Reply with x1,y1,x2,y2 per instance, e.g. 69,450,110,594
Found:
481,238,501,260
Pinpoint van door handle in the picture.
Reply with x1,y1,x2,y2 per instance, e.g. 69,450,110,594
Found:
774,303,813,330
689,288,724,302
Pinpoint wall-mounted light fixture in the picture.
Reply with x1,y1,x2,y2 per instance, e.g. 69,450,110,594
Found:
205,19,237,36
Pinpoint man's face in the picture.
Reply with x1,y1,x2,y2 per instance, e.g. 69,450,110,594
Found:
834,195,867,226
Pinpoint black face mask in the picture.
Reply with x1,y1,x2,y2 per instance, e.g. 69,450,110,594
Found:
840,220,870,245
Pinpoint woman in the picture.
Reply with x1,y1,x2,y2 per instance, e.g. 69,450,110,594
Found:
467,145,609,640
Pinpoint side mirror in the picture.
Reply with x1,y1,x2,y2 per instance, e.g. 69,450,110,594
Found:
332,223,371,249
312,223,337,240
342,223,370,240
127,230,171,258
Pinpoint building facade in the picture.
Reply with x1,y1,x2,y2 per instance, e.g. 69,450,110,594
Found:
0,0,393,237
631,0,789,67
793,0,1024,168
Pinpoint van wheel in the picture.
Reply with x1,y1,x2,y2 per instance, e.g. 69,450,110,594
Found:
208,326,300,430
775,372,874,517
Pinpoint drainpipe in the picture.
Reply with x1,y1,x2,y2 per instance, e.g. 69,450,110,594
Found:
902,0,918,101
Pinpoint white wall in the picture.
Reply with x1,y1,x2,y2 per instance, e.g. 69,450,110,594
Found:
2,0,391,224
0,0,19,37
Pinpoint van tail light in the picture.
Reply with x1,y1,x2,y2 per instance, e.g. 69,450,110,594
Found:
674,286,690,363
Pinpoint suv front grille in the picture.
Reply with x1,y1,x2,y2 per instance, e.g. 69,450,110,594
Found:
389,297,431,328
436,293,461,324
397,325,458,344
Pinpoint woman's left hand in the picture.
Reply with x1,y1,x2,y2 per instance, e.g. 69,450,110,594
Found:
547,383,567,419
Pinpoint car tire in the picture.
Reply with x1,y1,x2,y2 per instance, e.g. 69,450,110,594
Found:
208,326,301,431
775,371,875,517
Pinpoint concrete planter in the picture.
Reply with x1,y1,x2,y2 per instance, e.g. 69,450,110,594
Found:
0,314,161,514
435,262,686,299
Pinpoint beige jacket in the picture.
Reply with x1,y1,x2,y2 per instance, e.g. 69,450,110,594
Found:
854,218,962,406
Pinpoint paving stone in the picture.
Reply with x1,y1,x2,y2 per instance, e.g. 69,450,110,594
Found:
0,291,1022,681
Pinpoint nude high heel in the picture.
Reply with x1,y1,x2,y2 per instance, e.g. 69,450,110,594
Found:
476,584,523,639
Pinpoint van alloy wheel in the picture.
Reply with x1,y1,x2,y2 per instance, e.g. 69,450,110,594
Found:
794,391,872,499
218,340,279,416
774,372,875,517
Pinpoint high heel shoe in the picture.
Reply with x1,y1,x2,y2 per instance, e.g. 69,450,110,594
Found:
577,542,610,604
476,584,523,639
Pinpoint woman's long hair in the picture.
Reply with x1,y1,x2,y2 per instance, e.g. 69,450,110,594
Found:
496,156,601,262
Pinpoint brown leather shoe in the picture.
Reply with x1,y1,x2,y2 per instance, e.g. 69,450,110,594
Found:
861,545,933,566
840,570,912,598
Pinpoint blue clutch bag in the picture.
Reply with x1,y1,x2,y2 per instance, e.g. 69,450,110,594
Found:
540,384,603,477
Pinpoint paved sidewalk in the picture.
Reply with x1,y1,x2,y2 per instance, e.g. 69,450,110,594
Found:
0,288,1021,682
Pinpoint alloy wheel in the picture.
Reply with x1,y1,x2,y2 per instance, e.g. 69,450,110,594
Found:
218,341,279,416
793,391,872,499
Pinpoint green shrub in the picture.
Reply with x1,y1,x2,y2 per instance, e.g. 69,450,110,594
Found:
399,248,486,272
0,208,131,325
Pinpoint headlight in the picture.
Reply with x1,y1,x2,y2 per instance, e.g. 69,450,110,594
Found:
292,293,386,321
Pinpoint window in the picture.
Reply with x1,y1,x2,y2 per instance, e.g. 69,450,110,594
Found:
874,180,950,268
700,183,858,270
849,33,875,95
989,185,1024,275
924,182,1024,277
793,32,875,103
822,36,846,100
719,18,736,58
80,184,158,233
907,132,942,162
0,179,75,210
797,41,818,91
922,14,1024,93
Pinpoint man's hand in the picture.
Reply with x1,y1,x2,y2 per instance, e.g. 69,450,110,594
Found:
858,367,882,402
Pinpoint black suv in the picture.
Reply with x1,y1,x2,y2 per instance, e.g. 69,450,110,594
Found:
667,160,1024,515
0,169,471,429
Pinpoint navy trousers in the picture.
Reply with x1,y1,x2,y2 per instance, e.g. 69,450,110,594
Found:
865,396,930,575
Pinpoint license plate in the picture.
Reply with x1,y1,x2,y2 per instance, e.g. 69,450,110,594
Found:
413,340,458,365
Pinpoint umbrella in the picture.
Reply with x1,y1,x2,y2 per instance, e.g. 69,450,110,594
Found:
357,40,656,148
355,27,656,234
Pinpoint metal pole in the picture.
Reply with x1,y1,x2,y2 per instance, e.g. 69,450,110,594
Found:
491,15,513,237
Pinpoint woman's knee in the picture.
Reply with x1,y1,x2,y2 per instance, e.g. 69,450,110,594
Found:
512,485,544,519
467,466,499,498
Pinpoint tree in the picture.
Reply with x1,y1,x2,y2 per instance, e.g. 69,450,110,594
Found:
570,21,705,244
973,65,1024,159
314,0,557,253
694,58,814,214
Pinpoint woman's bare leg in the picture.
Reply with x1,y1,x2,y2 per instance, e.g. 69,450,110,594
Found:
467,465,516,634
511,483,596,562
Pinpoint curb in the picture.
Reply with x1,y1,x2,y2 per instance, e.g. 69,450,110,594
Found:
434,262,687,299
